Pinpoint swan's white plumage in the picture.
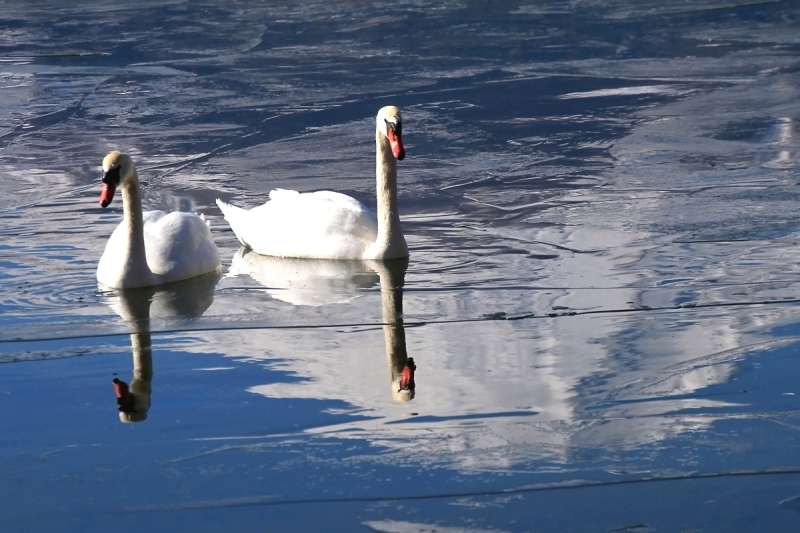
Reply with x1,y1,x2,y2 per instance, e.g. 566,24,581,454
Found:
96,152,221,289
216,105,408,261
217,190,378,260
97,211,220,287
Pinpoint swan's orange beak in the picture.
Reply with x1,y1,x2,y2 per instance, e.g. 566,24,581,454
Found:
99,182,117,208
387,129,405,160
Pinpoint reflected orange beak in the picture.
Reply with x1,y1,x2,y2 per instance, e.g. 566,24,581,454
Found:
112,378,129,397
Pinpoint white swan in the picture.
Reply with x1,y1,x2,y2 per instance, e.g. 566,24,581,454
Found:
96,151,221,289
216,106,409,260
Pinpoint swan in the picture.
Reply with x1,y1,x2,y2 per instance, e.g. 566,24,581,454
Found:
96,151,221,289
216,105,409,260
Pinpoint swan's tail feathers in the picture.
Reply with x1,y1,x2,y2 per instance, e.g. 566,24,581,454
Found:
215,198,250,247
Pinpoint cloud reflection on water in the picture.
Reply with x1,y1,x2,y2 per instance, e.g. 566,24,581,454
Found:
196,227,755,470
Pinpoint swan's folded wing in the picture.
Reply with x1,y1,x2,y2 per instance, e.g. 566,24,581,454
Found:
142,209,167,225
143,212,221,280
268,188,300,202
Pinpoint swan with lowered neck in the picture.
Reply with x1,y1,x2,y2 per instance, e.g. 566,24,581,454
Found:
96,152,221,289
215,106,409,260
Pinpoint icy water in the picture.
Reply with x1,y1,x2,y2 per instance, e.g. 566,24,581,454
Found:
2,1,800,531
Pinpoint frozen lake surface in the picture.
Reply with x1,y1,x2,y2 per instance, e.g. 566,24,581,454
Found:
2,1,800,531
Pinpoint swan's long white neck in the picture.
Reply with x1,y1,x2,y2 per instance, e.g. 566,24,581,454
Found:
119,170,156,287
366,130,408,259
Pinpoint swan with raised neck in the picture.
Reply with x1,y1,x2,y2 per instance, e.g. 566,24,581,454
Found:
96,151,221,289
215,105,409,260
365,105,408,260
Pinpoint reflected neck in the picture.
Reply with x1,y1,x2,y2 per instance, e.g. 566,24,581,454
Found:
130,329,153,396
381,271,408,367
374,260,411,401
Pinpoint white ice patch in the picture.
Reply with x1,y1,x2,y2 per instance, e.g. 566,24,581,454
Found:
560,84,692,99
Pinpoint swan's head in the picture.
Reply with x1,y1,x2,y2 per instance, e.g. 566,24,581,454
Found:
377,106,405,161
99,151,135,208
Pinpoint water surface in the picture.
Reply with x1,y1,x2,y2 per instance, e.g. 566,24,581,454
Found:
2,1,800,531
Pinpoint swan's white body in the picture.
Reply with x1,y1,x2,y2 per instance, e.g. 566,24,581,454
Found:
217,190,380,260
97,210,220,288
216,106,409,260
96,152,221,289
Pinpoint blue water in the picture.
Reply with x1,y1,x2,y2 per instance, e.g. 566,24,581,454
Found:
2,1,800,531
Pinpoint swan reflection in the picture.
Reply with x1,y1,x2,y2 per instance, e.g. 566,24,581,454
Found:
103,272,219,422
368,259,416,402
228,249,416,401
229,247,378,306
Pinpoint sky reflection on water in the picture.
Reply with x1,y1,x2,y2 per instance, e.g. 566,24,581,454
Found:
2,1,800,531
